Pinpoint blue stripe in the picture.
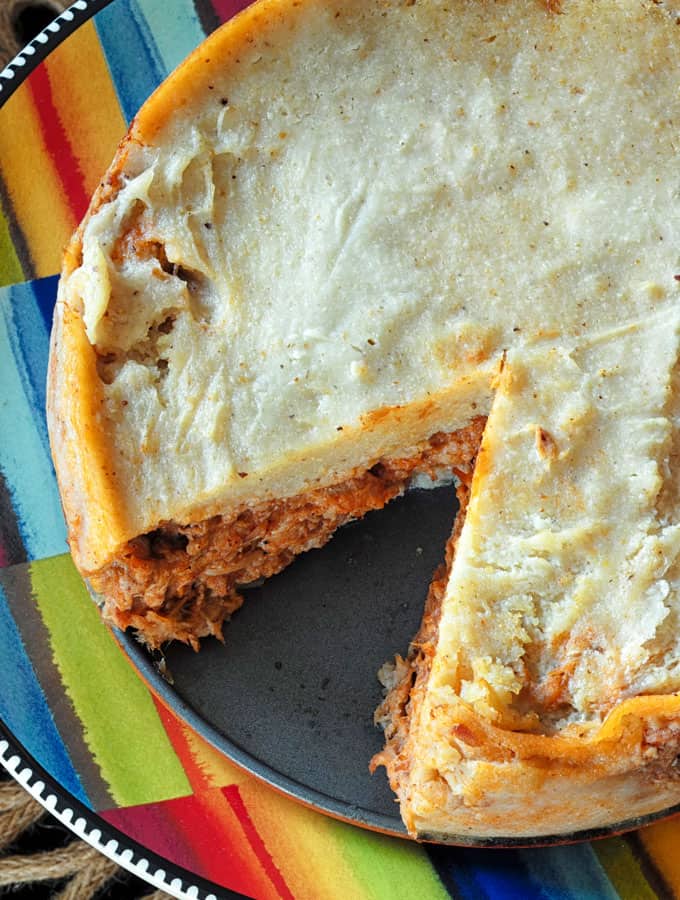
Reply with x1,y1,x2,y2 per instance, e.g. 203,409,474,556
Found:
31,273,58,334
428,846,548,900
4,281,50,445
429,842,623,900
462,849,549,900
0,578,88,806
95,0,168,125
0,280,67,561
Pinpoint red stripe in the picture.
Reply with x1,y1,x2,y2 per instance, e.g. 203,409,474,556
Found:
26,64,90,223
101,793,262,897
152,695,285,896
210,0,252,25
223,784,296,900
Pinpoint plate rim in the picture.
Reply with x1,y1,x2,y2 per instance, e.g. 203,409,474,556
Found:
4,0,680,865
115,625,411,839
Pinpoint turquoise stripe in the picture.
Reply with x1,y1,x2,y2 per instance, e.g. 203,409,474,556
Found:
0,281,67,561
138,0,206,75
3,281,50,454
0,577,88,806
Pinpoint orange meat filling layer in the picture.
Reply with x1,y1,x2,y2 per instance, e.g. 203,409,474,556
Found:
91,418,486,648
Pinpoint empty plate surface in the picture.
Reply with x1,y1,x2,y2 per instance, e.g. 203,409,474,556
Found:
118,484,461,835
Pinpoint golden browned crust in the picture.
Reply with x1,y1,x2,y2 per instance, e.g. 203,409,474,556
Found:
47,135,145,573
45,2,282,575
126,0,317,144
47,297,129,570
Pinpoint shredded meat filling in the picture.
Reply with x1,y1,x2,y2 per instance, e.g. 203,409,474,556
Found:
370,475,472,815
91,418,486,648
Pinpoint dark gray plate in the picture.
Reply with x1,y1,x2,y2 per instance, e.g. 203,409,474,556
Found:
116,484,680,847
117,484,461,837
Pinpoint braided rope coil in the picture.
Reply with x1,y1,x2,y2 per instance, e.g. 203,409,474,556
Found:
0,780,170,897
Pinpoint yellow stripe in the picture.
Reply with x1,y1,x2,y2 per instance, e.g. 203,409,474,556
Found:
0,207,25,286
238,782,369,900
0,88,75,278
180,719,253,789
44,20,126,197
592,837,658,900
638,819,680,895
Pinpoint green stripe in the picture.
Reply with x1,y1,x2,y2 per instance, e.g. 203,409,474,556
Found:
329,819,449,900
29,554,192,807
0,209,24,287
592,837,658,900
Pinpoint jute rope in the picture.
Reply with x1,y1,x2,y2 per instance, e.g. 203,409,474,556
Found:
0,774,174,898
0,779,43,850
0,840,117,886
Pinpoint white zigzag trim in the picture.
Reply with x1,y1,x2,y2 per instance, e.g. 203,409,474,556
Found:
0,0,100,97
0,738,223,900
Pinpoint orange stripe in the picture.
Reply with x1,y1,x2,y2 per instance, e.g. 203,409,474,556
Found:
152,699,386,899
223,784,296,900
153,698,366,898
0,25,125,279
637,818,680,896
43,20,126,198
0,80,75,277
236,780,369,900
152,697,250,791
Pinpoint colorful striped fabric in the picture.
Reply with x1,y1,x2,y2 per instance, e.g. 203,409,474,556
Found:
2,2,680,897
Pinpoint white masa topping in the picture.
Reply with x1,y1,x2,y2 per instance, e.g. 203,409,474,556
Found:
70,0,680,535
